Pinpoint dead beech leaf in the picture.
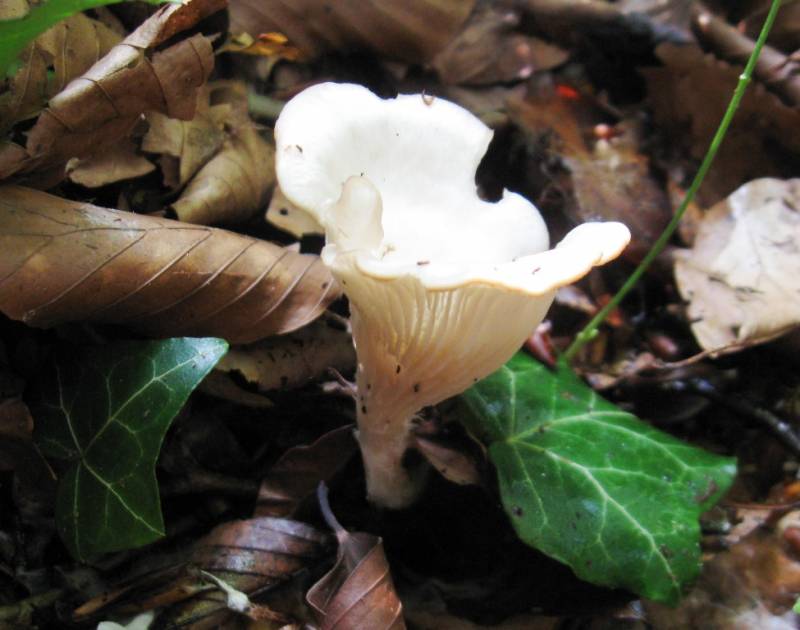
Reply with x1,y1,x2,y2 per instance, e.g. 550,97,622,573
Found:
170,83,275,225
674,178,800,351
67,138,155,187
0,0,224,180
308,485,405,629
217,317,355,393
228,0,475,63
255,425,358,518
432,2,567,85
0,185,339,344
142,87,229,190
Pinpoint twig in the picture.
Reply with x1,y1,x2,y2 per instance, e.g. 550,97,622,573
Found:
689,379,800,457
561,0,783,364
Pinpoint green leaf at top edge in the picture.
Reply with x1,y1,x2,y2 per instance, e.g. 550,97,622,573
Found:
458,353,736,605
30,337,228,561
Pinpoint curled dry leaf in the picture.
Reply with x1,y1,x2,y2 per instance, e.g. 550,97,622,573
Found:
255,425,358,518
217,316,355,393
228,0,475,63
674,178,800,351
0,186,339,343
170,83,275,225
309,485,405,629
0,0,224,180
0,13,121,130
142,86,229,190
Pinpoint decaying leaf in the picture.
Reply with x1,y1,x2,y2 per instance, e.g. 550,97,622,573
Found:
432,1,567,85
0,13,122,130
228,0,475,63
170,83,275,225
0,0,224,180
67,138,155,187
0,185,339,343
0,398,54,494
255,425,358,518
266,185,323,238
674,178,800,351
643,42,800,206
217,317,355,393
308,485,405,629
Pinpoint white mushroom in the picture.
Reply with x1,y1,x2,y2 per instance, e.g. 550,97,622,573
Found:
275,83,630,508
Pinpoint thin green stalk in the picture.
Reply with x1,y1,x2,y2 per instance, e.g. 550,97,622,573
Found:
561,0,784,365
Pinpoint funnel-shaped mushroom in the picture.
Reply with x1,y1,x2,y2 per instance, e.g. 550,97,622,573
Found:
275,83,630,508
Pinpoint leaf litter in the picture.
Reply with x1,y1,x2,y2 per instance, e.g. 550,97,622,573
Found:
2,0,800,627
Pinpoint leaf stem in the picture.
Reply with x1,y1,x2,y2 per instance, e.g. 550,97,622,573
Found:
561,0,783,365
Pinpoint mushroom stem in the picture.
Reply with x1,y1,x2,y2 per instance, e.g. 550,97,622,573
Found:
356,405,424,508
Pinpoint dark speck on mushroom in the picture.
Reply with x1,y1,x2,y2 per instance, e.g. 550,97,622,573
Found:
413,383,420,393
295,144,303,153
396,365,401,374
362,405,367,414
279,208,289,216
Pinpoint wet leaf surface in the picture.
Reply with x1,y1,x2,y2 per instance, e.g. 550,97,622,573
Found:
29,337,227,560
0,186,339,343
459,353,736,604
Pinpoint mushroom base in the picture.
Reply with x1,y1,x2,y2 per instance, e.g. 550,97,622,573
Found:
356,410,426,508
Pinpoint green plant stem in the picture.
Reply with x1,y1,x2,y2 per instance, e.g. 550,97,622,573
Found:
561,0,784,365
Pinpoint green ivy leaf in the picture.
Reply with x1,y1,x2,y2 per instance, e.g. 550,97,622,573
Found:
31,337,227,561
458,353,736,605
0,0,168,77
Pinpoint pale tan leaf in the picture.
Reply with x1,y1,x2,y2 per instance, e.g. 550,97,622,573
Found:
217,316,355,392
266,185,323,237
228,0,476,63
0,185,340,343
674,178,800,351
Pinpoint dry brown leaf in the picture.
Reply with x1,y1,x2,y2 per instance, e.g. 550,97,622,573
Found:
643,42,800,206
228,0,475,63
170,83,274,225
432,1,567,85
217,317,355,393
67,138,155,187
0,185,339,343
255,425,358,518
674,178,800,351
142,87,229,190
0,0,224,180
309,486,405,629
509,93,671,259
